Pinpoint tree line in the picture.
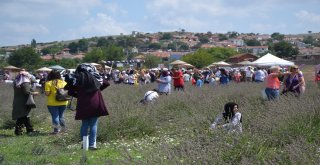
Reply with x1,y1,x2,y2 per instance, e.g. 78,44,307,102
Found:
1,31,311,70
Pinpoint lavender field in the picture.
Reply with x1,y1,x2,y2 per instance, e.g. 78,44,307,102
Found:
0,71,319,164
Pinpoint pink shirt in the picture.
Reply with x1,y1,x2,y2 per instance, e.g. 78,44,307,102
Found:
266,73,280,89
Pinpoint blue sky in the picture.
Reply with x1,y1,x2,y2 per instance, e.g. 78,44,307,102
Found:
1,0,320,46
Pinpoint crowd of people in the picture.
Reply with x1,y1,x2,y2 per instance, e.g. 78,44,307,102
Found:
7,63,314,150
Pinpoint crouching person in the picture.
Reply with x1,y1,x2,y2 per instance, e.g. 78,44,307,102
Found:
140,89,159,105
210,102,242,134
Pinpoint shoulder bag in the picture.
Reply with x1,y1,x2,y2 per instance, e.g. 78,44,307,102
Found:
26,94,36,108
53,80,70,101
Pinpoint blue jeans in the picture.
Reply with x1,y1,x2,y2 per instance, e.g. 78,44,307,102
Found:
81,117,98,147
47,105,66,132
196,79,203,87
265,88,279,101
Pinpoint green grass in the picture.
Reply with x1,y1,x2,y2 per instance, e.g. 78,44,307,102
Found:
0,69,320,164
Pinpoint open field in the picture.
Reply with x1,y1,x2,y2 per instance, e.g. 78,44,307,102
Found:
0,65,319,164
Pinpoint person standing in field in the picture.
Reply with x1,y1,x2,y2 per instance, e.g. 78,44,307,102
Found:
156,69,172,95
315,66,320,88
254,67,266,82
264,66,287,100
12,70,39,135
245,67,254,82
44,70,68,134
171,67,184,91
66,63,110,150
219,68,230,86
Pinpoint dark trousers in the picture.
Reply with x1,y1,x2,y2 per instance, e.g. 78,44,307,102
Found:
15,116,33,135
174,85,184,91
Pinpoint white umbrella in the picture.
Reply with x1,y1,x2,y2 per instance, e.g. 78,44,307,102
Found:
36,67,52,72
48,65,65,70
170,60,187,65
3,65,21,71
181,63,195,68
210,61,231,66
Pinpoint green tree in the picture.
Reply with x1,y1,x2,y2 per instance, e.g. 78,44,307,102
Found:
97,37,109,47
148,43,162,50
181,47,237,68
144,55,162,68
167,43,176,51
303,36,315,45
181,49,213,68
82,47,104,63
245,39,261,46
68,42,78,54
41,47,51,55
271,32,284,41
8,47,41,70
47,44,63,60
31,39,36,48
207,47,237,61
270,41,299,58
218,34,228,41
160,33,172,40
59,58,80,69
228,31,239,38
103,45,126,61
179,43,189,51
78,39,89,52
198,35,209,44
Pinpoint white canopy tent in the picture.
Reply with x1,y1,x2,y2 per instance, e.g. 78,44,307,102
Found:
251,53,294,66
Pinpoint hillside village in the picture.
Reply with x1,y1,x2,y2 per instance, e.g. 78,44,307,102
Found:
1,31,320,65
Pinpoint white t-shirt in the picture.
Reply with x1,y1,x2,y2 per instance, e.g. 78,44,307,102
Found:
144,91,159,102
210,112,242,134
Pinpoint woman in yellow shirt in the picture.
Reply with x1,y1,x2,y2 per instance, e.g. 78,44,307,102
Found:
45,70,68,134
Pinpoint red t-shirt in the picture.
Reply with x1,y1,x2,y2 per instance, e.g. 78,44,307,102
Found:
172,71,184,86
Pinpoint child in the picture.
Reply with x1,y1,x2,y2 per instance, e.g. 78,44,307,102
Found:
210,102,242,133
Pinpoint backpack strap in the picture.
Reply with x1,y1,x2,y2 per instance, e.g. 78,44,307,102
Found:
144,91,156,100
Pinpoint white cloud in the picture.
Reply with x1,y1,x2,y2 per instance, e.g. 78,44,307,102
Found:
296,10,320,23
1,22,49,34
64,13,135,39
0,0,102,19
249,23,288,33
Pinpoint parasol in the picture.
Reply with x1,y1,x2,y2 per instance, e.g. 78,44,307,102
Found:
210,61,231,66
48,65,65,71
170,60,187,65
3,65,21,71
36,67,52,73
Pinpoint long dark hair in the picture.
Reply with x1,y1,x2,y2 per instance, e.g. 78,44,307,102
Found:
222,102,241,122
46,70,61,81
